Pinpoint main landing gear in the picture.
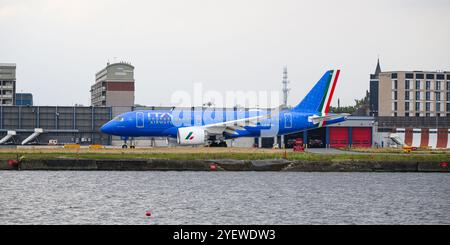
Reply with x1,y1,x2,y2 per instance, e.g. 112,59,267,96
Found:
208,141,228,147
207,135,228,147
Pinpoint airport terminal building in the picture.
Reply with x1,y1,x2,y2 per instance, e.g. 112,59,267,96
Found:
0,106,112,146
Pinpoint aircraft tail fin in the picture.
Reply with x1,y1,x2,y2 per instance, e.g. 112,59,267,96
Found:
293,70,340,114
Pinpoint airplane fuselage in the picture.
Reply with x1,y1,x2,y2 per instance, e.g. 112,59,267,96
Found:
100,109,345,138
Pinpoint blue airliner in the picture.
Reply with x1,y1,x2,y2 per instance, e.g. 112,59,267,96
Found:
100,70,347,147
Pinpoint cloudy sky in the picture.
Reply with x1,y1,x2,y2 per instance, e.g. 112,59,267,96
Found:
1,0,449,107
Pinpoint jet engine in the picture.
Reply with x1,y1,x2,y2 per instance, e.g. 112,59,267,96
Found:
177,127,206,145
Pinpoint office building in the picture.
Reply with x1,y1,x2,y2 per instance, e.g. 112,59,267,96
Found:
91,62,135,107
0,63,16,106
377,71,450,117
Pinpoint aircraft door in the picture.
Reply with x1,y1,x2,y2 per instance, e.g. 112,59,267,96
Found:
284,113,292,129
136,112,145,128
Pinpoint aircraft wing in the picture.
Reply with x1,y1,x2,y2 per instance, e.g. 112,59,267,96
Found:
308,113,349,124
204,114,270,135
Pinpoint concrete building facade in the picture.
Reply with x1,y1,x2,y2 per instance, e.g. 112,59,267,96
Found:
0,63,16,106
91,62,135,107
377,71,450,117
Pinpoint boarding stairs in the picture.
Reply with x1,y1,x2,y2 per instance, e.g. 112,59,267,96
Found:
389,133,404,147
0,131,17,145
21,128,44,145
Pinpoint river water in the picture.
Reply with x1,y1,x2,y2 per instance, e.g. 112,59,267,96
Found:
0,171,449,225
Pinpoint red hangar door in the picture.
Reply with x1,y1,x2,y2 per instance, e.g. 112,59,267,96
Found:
329,127,349,148
351,127,372,148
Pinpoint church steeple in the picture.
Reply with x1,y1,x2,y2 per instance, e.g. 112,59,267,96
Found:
374,58,382,75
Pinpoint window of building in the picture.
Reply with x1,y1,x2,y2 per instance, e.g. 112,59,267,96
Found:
392,80,398,90
426,92,431,101
447,74,450,80
447,82,450,90
436,102,441,112
416,73,424,79
426,81,431,90
426,74,435,80
426,113,430,117
405,91,410,100
436,92,441,101
437,74,445,80
391,73,398,79
406,73,414,79
447,103,450,111
436,81,441,90
416,113,420,117
405,80,410,89
394,102,398,111
416,91,420,100
394,112,398,117
415,102,420,111
394,91,398,100
426,102,431,111
405,102,410,111
405,112,409,117
447,92,450,101
416,80,421,90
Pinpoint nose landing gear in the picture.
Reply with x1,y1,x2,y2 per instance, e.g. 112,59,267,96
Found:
121,137,136,149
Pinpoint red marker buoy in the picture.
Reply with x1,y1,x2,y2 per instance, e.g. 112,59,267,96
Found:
210,164,217,171
440,162,448,168
145,211,152,217
7,160,19,167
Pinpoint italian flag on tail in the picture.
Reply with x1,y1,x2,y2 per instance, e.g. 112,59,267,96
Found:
319,70,340,127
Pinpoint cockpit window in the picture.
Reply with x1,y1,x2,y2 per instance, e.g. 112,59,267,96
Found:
114,116,125,122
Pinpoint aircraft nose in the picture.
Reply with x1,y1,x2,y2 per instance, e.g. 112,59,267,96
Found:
100,122,113,134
